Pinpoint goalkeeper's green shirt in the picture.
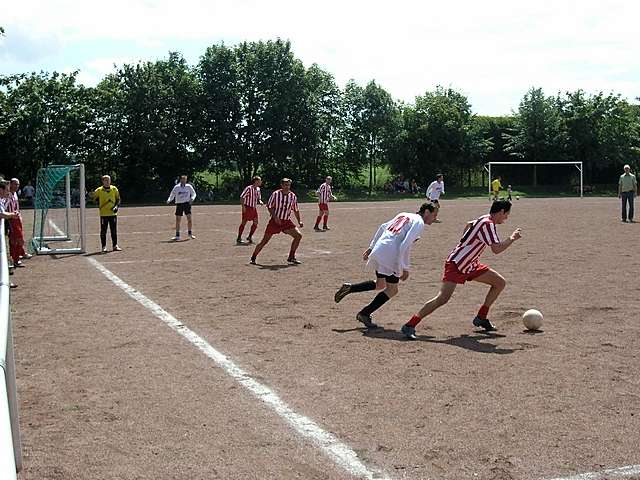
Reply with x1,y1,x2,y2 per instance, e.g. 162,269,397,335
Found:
94,186,120,217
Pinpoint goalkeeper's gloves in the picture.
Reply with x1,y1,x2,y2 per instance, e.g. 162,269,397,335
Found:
112,205,119,213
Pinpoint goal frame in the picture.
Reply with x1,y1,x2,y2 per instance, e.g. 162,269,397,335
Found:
31,164,87,254
484,161,583,198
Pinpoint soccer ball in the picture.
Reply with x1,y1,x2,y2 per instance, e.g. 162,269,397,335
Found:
515,195,520,200
522,309,543,330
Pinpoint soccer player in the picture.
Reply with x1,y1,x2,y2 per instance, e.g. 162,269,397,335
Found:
250,178,303,265
91,175,121,253
426,174,445,219
334,203,437,329
400,200,522,339
237,176,263,244
507,185,513,202
167,175,197,240
491,176,502,201
314,176,337,231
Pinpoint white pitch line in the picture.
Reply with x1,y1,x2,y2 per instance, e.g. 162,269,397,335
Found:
546,465,640,480
86,257,391,480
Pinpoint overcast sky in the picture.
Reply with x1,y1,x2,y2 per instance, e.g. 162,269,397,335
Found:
1,0,638,115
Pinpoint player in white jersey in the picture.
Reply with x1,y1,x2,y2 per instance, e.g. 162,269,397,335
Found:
426,174,445,220
314,176,337,231
167,175,197,240
401,200,522,339
237,176,263,244
334,203,437,329
250,178,303,265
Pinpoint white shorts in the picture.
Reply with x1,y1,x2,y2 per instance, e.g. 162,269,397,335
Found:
366,258,400,277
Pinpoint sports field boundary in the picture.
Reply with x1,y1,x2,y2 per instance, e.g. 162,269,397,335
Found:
86,257,392,480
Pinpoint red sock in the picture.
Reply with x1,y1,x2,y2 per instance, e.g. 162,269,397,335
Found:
477,305,490,319
249,224,257,237
322,215,328,228
406,314,422,327
315,215,322,227
238,225,245,238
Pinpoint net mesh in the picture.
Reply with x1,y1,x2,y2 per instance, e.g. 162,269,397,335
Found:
30,165,84,253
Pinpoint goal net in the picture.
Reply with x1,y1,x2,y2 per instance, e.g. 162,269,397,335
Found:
485,162,583,198
30,164,86,254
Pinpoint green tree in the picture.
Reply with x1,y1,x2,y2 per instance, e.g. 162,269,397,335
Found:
0,71,93,182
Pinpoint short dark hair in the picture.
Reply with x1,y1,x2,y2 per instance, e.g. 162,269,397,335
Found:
417,203,435,215
490,199,512,214
436,174,443,179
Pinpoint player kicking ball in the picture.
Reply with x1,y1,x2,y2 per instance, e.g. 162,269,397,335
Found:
400,199,522,339
334,203,437,329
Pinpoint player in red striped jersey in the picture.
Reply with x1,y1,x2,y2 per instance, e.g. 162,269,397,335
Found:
237,176,263,245
401,200,522,339
250,178,304,265
314,176,337,231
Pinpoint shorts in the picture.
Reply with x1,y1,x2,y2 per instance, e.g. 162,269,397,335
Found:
242,206,258,222
376,271,399,284
318,203,329,212
442,261,489,284
175,202,192,216
265,218,297,236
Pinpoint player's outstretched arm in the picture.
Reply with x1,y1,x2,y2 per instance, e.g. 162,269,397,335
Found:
491,228,522,254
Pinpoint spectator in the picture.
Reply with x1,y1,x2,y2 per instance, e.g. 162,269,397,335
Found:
22,181,35,207
619,164,637,223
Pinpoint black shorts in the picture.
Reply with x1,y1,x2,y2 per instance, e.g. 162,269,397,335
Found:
376,271,400,283
175,203,192,216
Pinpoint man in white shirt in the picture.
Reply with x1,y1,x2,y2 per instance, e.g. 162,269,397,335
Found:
167,175,197,240
426,174,445,220
334,203,437,329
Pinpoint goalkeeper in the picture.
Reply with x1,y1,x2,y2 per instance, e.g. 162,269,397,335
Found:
91,175,122,253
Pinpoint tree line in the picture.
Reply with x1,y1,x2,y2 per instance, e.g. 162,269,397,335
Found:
1,39,638,200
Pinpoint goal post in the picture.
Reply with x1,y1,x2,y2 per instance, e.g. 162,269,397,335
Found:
485,161,583,198
30,164,86,254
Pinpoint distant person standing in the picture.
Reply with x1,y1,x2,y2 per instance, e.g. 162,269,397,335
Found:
22,181,35,207
491,176,502,201
426,174,445,219
91,175,121,253
167,175,197,240
314,176,337,231
237,176,263,244
8,178,31,265
250,178,303,265
619,164,637,223
507,185,513,202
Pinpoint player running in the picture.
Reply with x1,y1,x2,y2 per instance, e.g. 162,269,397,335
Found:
237,176,263,244
334,203,437,329
314,176,337,231
167,175,197,240
400,200,522,339
250,178,303,265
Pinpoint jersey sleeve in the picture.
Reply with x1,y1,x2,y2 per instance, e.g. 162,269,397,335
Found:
291,193,299,211
479,222,500,245
240,186,249,200
399,219,424,271
168,185,177,202
267,191,277,209
189,185,196,202
369,221,390,249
